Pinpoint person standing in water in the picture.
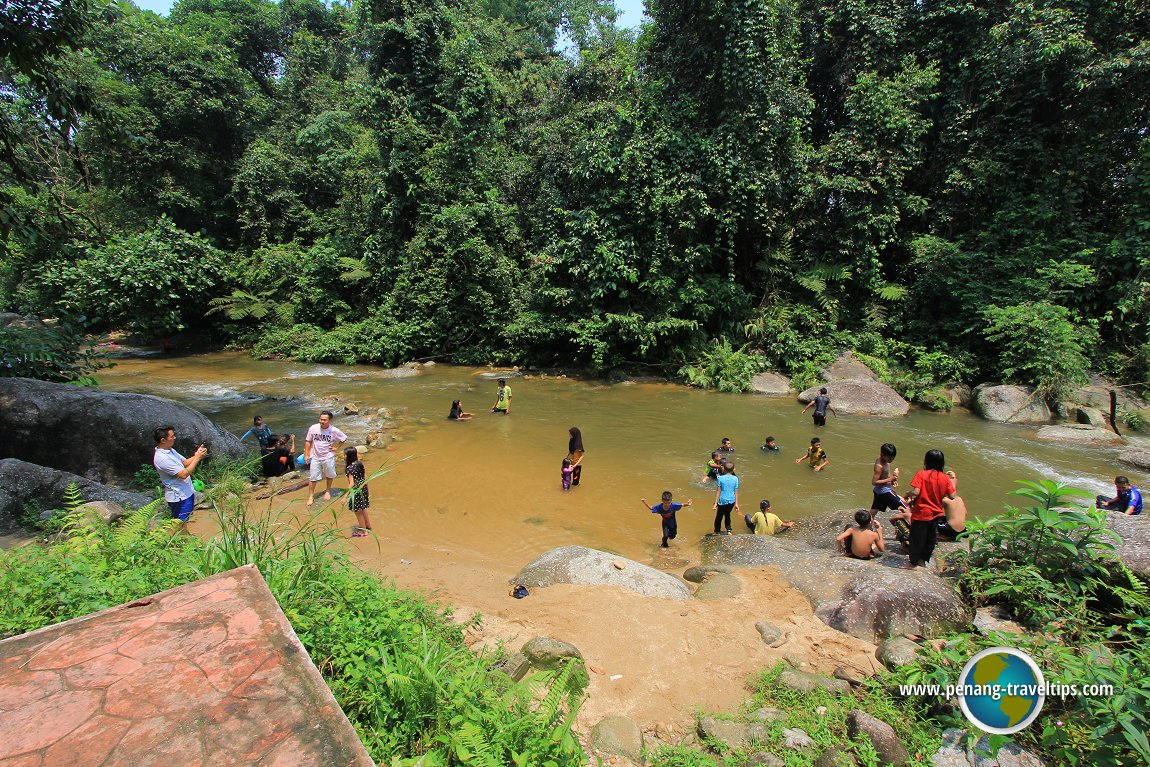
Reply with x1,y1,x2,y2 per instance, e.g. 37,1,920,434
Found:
642,491,693,548
343,447,373,537
304,410,347,506
802,387,836,427
712,462,740,534
567,427,585,486
491,378,512,414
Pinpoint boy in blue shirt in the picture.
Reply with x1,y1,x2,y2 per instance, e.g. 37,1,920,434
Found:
1098,476,1143,515
642,491,693,548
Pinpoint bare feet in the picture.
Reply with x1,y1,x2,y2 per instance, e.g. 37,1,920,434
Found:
323,492,331,501
306,495,314,506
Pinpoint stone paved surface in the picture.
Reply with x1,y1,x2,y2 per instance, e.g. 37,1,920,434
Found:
0,565,375,766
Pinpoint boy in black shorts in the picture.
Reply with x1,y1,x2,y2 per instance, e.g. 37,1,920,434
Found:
641,491,693,548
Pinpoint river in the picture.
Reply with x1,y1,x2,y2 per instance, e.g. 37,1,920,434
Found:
95,351,1146,567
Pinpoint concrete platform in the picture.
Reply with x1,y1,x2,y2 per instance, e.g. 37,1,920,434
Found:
0,565,375,766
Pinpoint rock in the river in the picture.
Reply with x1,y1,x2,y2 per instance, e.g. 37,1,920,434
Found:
513,546,691,600
798,381,910,417
822,352,879,382
1118,448,1150,471
1034,424,1123,446
477,370,522,379
702,534,969,640
750,372,792,396
847,710,908,767
588,716,643,763
1109,513,1150,579
0,378,246,486
376,366,421,378
971,384,1050,424
0,459,154,532
1069,373,1147,412
1074,406,1108,427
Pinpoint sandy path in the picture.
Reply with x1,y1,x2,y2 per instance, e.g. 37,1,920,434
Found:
345,536,880,734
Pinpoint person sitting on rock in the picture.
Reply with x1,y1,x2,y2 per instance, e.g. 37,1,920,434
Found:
836,510,885,560
1097,475,1143,516
261,433,295,478
937,470,969,539
744,499,796,535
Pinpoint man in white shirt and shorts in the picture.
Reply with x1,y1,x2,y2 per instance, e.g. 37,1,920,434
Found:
305,410,347,506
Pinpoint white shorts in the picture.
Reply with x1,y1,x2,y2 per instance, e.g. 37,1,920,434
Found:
309,456,336,481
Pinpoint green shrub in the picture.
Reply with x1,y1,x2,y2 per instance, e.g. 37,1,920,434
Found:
0,319,108,384
678,339,763,393
983,302,1093,403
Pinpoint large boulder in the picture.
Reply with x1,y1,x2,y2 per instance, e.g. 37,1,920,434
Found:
0,378,246,486
512,546,691,600
971,384,1050,424
701,534,969,640
1108,514,1150,580
588,716,643,763
798,381,910,417
1068,373,1147,413
0,459,154,532
822,352,879,382
1117,449,1150,471
750,372,792,396
1034,425,1123,446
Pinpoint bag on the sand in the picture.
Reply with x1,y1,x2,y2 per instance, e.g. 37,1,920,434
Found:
510,585,529,599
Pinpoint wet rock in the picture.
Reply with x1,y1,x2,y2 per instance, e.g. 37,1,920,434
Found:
366,432,389,449
1035,424,1123,446
755,621,786,647
589,716,643,763
0,377,246,486
423,360,436,367
693,572,742,600
1117,448,1150,471
682,565,735,583
353,445,369,456
1109,514,1150,579
971,384,1050,424
696,717,770,750
702,534,970,641
847,710,908,767
973,606,1026,635
778,669,850,696
750,372,792,396
343,402,359,415
376,366,421,379
876,637,920,668
0,459,154,532
478,370,522,379
814,746,859,767
782,728,815,750
798,381,910,417
514,546,691,600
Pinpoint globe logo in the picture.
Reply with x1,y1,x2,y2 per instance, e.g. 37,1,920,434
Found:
957,647,1045,734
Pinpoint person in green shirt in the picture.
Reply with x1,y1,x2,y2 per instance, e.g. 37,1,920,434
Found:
745,499,796,535
491,378,512,414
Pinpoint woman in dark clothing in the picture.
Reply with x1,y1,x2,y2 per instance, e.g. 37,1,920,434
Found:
567,427,585,486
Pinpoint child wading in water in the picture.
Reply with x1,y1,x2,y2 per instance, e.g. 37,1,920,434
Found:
561,458,575,491
344,447,373,537
642,491,692,548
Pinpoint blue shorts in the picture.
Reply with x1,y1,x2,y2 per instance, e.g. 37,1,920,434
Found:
168,495,195,522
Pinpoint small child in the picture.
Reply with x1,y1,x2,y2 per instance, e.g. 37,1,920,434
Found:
794,436,829,471
641,491,693,548
836,509,885,559
744,499,796,535
703,451,722,482
561,457,575,490
761,436,779,452
344,447,372,537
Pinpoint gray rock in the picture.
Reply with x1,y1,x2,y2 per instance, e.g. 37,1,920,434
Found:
1109,513,1150,580
973,606,1026,635
353,445,369,455
422,360,436,367
798,381,909,417
940,384,973,409
514,546,691,600
376,366,421,379
0,378,246,486
1118,448,1150,471
696,717,770,750
701,534,970,641
521,636,584,666
747,754,785,767
1075,406,1108,427
683,565,735,583
823,352,879,382
931,728,971,767
0,459,154,532
876,637,920,668
972,384,1051,424
814,747,859,767
755,621,786,647
477,370,522,379
752,707,784,722
782,728,815,750
750,372,792,396
847,710,908,767
588,716,643,763
343,402,360,415
778,669,850,696
492,652,529,681
693,572,742,600
1069,374,1147,412
75,500,128,526
971,736,1046,767
1034,424,1123,446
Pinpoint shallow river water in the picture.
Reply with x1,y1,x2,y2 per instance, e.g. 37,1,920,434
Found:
96,351,1147,566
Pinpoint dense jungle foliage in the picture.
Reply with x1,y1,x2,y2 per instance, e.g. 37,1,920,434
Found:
2,0,1149,396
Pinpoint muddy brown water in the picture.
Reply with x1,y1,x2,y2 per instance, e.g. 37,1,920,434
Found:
91,351,1147,568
